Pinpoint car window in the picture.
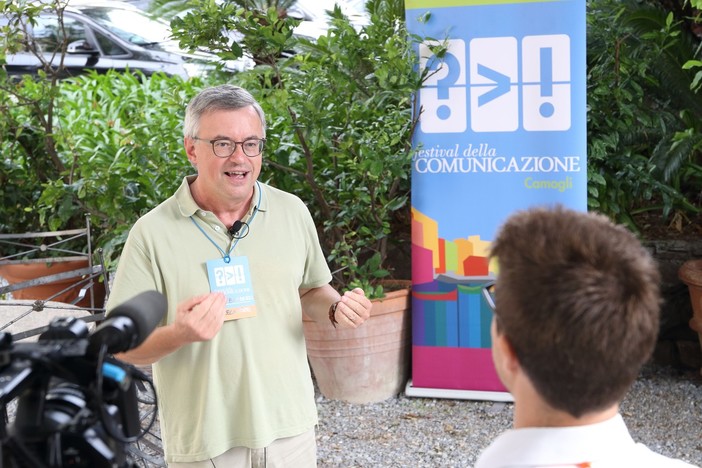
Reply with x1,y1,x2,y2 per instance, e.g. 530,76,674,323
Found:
94,31,128,56
33,15,87,54
75,6,171,45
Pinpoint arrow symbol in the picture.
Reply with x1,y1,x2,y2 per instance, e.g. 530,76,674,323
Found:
477,64,511,107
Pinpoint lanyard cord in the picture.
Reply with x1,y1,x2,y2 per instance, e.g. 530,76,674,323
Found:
189,182,262,263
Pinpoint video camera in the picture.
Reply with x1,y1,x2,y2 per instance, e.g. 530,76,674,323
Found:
0,291,166,468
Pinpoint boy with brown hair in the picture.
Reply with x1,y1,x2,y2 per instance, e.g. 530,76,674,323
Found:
475,206,696,467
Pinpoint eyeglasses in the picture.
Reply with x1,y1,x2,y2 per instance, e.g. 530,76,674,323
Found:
481,281,496,312
193,137,266,158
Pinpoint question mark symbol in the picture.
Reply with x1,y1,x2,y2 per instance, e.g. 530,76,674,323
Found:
426,52,461,121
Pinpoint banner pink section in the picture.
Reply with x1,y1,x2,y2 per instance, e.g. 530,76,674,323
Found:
412,345,507,392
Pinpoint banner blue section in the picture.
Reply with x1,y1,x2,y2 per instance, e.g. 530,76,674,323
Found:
406,0,586,392
408,0,586,240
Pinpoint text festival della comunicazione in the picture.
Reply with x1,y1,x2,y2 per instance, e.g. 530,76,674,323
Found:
413,143,581,174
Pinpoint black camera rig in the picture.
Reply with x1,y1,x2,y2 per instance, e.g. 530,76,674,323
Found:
0,291,166,468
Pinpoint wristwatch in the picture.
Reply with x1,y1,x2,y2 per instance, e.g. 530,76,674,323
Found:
329,301,341,328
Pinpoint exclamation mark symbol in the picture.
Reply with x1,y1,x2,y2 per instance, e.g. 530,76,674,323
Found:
540,47,554,118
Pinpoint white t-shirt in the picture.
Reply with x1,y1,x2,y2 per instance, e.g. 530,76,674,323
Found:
475,413,698,468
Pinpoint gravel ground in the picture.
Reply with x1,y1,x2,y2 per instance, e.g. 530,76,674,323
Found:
2,362,700,468
314,364,702,467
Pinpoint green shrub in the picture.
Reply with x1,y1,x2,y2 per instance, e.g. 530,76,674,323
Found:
172,0,422,297
0,67,214,267
587,0,702,230
39,71,211,267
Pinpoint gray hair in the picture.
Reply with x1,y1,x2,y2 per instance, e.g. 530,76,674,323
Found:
183,84,267,138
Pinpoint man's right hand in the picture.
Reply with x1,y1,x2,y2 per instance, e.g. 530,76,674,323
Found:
174,292,227,343
114,292,227,365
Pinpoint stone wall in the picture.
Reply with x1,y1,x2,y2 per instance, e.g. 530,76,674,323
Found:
645,239,702,370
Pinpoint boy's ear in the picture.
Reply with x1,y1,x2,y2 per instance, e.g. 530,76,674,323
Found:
491,319,521,387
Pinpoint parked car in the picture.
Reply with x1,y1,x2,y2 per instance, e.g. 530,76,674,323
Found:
0,0,252,79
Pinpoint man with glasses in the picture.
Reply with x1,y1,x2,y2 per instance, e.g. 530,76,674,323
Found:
475,206,695,467
106,84,372,467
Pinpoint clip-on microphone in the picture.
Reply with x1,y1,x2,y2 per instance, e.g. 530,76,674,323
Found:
228,220,249,238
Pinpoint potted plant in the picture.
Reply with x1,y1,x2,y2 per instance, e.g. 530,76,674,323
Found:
171,0,423,402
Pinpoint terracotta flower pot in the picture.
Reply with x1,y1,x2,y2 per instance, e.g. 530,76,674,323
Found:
678,259,702,374
0,260,105,309
303,284,411,404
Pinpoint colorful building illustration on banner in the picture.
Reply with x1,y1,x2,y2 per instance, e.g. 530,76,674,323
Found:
412,208,495,349
406,0,587,396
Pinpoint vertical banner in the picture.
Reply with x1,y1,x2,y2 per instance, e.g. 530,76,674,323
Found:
405,0,587,400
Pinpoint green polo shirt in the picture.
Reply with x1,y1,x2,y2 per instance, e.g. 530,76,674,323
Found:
106,176,332,462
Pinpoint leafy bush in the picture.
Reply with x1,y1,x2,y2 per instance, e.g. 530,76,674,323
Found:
8,0,702,287
0,69,209,266
172,0,422,297
39,71,207,266
1,0,422,292
587,0,702,230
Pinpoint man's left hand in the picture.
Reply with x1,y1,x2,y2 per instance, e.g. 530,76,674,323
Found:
334,288,372,329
